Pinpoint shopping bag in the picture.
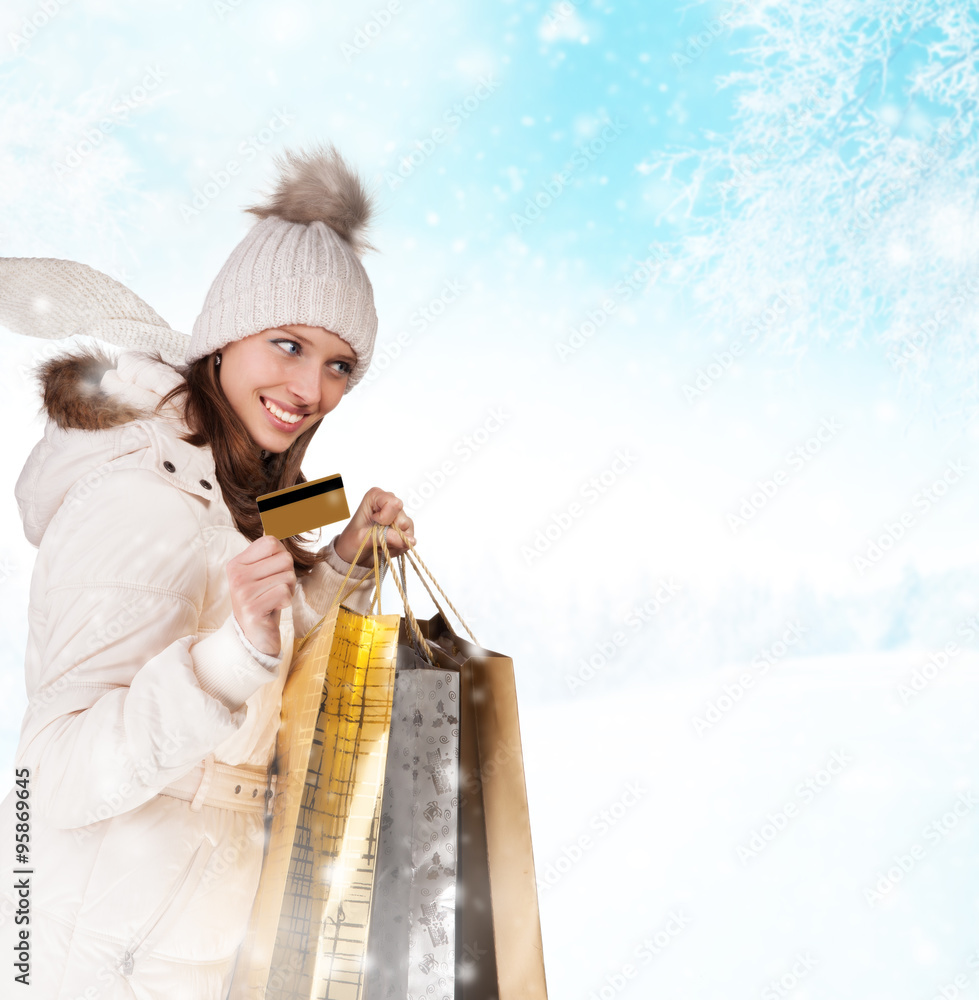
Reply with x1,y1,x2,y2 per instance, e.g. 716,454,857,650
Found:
365,641,461,999
230,532,401,1000
364,535,549,1000
233,526,548,1000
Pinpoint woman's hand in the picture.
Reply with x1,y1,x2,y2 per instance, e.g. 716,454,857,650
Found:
334,487,416,568
226,535,297,657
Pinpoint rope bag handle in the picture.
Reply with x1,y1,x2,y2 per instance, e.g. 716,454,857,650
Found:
296,524,478,664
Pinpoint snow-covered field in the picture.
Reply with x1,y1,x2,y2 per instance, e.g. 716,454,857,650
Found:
525,651,979,999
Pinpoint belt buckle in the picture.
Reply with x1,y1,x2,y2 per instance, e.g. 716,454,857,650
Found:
190,754,216,813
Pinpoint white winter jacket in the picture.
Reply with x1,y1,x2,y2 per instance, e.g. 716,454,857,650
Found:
0,348,378,999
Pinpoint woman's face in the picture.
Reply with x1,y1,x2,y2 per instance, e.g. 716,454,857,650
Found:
217,324,357,454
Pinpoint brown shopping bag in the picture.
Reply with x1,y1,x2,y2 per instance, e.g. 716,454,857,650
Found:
364,532,548,1000
230,531,400,1000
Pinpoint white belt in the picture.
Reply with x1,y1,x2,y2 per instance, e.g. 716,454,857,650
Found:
158,755,276,815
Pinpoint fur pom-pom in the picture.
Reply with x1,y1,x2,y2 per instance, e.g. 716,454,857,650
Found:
245,143,376,255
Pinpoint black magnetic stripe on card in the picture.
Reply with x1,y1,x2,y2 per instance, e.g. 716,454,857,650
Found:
257,477,344,512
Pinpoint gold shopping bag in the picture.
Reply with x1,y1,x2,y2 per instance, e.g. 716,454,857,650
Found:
230,530,400,1000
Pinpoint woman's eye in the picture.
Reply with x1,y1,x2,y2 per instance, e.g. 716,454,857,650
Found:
272,339,301,355
330,360,353,375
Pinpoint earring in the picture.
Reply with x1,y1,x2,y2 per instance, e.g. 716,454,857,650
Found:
215,353,222,367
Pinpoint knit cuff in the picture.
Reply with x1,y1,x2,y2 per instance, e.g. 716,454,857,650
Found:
301,536,374,611
232,613,282,670
192,615,281,711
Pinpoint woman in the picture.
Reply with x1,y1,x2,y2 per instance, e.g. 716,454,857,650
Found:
0,144,411,997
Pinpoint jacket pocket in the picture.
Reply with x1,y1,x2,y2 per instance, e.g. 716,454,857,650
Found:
120,837,215,978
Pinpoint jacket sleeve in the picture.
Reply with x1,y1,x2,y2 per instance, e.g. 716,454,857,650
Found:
18,467,281,829
293,536,388,638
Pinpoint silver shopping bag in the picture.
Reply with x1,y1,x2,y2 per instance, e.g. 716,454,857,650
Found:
365,641,460,999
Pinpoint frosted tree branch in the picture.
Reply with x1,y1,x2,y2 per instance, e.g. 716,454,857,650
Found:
651,1,979,414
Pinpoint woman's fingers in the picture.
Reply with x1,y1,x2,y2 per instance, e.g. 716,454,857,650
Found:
334,488,419,566
237,570,297,609
366,490,415,540
366,489,401,524
226,535,298,657
229,535,293,575
384,520,415,550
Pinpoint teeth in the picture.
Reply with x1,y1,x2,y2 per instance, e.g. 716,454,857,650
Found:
263,398,303,424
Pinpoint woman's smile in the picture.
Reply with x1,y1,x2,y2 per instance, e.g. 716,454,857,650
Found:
218,324,357,454
260,395,310,429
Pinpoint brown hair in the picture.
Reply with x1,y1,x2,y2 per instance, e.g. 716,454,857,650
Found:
155,350,326,576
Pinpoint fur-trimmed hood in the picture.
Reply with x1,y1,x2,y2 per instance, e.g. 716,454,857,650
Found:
36,345,155,432
16,347,216,546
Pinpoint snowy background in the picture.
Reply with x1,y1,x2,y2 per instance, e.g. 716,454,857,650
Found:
2,0,979,997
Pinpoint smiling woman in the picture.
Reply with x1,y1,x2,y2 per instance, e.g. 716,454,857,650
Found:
0,143,414,998
218,324,356,453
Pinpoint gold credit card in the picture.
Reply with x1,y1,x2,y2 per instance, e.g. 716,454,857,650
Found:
257,473,350,539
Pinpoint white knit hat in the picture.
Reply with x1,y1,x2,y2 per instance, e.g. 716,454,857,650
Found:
188,144,379,391
0,144,379,389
